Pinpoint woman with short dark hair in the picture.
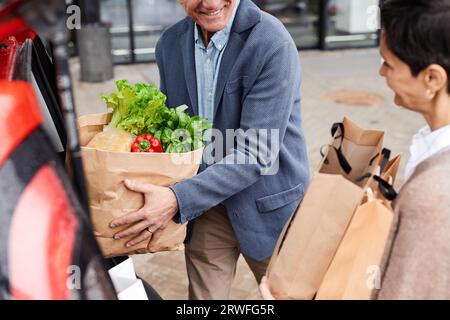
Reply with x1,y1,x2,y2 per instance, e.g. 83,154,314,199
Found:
259,0,450,300
376,0,450,299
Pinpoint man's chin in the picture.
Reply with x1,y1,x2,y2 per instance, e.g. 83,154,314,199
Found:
198,21,227,33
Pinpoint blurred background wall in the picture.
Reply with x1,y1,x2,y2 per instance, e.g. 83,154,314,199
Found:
73,0,383,64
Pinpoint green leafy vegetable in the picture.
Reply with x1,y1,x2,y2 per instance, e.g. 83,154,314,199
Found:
101,80,211,153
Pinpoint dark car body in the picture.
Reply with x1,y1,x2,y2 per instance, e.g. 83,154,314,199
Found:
0,0,161,300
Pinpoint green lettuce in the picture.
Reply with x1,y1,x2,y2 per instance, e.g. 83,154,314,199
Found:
101,80,211,153
101,80,167,135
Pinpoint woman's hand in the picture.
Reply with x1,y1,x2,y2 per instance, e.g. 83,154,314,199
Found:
110,179,179,249
259,276,276,300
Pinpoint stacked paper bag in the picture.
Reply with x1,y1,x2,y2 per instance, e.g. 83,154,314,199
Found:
266,117,400,300
315,154,401,300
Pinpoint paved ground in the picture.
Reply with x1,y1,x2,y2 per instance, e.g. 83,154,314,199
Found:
71,48,424,300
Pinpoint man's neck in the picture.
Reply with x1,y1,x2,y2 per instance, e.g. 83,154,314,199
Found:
201,28,215,46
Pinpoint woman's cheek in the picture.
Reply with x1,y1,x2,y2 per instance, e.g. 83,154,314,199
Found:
385,77,399,94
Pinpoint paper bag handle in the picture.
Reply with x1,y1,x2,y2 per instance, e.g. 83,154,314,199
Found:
356,148,398,200
320,122,353,174
368,148,391,176
357,173,398,201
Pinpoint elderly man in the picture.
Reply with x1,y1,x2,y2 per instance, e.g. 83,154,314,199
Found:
111,0,310,300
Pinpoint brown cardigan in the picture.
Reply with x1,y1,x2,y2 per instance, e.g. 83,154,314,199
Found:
376,147,450,299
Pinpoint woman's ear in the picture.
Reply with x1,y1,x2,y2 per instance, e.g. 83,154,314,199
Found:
422,64,449,95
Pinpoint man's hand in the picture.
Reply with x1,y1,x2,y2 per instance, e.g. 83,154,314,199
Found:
110,179,179,249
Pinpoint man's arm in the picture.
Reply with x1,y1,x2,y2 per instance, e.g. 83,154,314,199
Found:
108,40,301,248
171,41,301,223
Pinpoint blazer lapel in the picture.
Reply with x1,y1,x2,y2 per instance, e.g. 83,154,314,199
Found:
213,33,244,119
180,20,198,116
213,0,261,119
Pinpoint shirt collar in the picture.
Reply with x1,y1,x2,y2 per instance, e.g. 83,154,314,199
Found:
411,124,450,152
194,0,240,51
404,124,450,180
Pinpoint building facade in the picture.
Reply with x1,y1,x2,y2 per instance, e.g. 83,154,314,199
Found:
99,0,382,64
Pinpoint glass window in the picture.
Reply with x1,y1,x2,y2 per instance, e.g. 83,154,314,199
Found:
98,0,381,64
131,0,186,62
324,0,380,49
100,0,132,63
255,0,320,49
101,0,186,63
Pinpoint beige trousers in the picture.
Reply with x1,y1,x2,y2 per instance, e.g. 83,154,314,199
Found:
185,204,270,300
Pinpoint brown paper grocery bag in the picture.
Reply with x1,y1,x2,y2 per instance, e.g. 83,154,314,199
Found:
77,113,203,258
315,155,401,300
266,117,384,300
315,200,394,300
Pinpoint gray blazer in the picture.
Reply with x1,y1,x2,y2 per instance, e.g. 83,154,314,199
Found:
155,0,310,261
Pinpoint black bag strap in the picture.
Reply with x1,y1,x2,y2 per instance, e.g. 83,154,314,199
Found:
320,122,352,174
373,175,398,201
331,122,344,138
379,148,391,174
356,148,398,201
368,148,391,174
356,173,398,201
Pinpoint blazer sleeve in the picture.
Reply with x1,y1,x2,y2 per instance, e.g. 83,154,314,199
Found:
170,41,301,223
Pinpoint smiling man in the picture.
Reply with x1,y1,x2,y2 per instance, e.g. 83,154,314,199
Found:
110,0,310,300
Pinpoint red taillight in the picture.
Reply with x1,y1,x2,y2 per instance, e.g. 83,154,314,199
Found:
0,17,35,43
9,165,78,300
0,37,18,81
0,80,43,167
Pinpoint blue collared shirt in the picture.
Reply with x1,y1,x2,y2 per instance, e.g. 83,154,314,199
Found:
194,0,240,123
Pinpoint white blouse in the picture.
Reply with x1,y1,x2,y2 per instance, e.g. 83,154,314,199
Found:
404,124,450,181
